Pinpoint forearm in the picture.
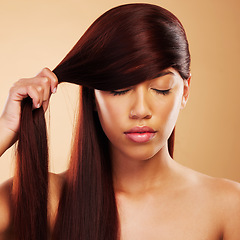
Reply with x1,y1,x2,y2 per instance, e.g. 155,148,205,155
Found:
0,118,18,157
0,68,58,157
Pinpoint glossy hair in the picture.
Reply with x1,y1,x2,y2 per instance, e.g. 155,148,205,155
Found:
13,3,190,240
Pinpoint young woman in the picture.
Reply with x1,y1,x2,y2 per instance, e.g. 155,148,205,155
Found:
0,3,239,240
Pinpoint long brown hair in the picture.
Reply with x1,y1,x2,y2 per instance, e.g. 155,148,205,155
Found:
13,3,190,240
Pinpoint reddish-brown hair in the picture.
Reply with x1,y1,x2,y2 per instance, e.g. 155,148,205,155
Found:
13,3,190,240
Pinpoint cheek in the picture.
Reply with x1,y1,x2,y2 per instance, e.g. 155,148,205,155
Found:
159,93,182,133
148,91,181,144
96,97,125,139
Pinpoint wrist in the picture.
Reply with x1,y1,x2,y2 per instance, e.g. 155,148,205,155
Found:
0,117,18,157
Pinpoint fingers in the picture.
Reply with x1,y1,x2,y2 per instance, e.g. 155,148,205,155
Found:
26,85,43,109
36,67,58,94
11,68,59,110
0,68,58,135
42,99,50,112
29,83,49,109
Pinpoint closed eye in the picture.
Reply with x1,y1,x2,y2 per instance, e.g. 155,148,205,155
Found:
110,89,131,96
152,89,171,95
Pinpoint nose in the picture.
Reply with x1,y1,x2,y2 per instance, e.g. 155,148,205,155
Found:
129,87,152,120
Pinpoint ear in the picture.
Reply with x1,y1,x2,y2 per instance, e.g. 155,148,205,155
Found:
181,75,191,109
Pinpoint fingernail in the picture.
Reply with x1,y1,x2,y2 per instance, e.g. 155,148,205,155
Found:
52,87,57,94
37,103,41,108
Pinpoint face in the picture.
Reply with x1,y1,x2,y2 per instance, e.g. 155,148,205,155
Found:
94,68,190,162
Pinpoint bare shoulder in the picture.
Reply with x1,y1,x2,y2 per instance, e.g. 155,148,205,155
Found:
185,167,240,208
196,172,240,206
207,176,240,197
0,172,67,236
181,166,240,239
206,177,240,239
0,178,13,235
178,164,240,198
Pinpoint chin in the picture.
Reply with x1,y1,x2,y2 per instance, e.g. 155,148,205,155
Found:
117,144,163,162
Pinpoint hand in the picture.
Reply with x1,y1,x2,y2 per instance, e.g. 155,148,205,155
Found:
0,68,58,151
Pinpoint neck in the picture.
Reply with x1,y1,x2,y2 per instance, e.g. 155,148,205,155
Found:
111,143,174,195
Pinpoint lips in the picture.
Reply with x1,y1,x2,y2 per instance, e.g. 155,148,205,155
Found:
124,126,157,143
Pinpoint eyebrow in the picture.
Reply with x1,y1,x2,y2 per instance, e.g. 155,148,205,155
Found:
154,70,174,79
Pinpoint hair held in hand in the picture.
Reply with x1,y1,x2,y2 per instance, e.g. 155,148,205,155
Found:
13,3,190,240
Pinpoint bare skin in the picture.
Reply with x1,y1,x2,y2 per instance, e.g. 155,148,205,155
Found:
0,68,240,240
1,161,240,240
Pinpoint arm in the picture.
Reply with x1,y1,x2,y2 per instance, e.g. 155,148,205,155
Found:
0,118,18,157
0,179,12,239
0,68,58,237
0,67,58,157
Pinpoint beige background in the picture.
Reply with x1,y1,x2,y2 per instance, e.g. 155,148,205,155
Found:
0,0,239,184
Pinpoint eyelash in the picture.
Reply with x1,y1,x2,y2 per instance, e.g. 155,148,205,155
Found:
110,89,130,96
153,89,171,95
110,89,171,96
